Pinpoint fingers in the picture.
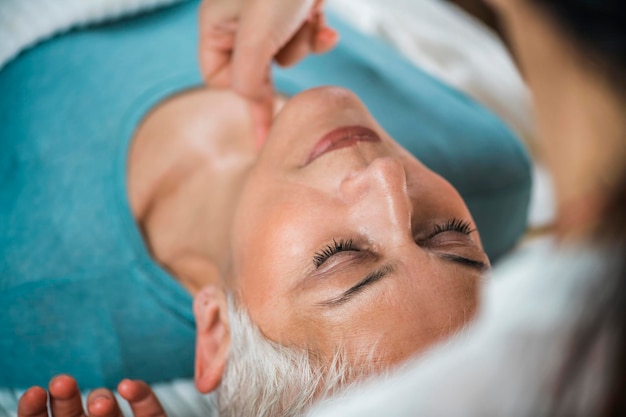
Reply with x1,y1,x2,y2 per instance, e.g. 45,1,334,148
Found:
199,0,337,92
274,12,339,67
86,389,123,417
117,379,167,417
293,0,338,55
18,377,162,417
18,386,48,417
198,0,244,86
311,18,339,54
199,0,336,148
49,375,86,417
198,17,236,87
198,0,337,144
232,0,317,100
275,19,317,67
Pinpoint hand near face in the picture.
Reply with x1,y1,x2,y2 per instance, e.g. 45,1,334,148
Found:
198,0,339,145
18,375,166,417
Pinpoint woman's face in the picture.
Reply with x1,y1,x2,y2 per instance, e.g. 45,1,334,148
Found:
229,87,489,367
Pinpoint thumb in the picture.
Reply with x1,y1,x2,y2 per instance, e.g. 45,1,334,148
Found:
232,0,316,100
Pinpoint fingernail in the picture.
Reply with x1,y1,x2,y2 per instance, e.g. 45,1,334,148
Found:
318,28,337,44
92,394,110,402
90,396,112,414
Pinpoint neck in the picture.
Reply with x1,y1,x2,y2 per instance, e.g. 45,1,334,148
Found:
128,88,263,293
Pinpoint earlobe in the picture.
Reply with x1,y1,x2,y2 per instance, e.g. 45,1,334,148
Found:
193,285,231,393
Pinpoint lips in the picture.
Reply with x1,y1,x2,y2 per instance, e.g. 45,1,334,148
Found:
307,125,381,164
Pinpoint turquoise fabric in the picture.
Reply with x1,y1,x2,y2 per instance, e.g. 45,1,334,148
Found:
0,0,531,389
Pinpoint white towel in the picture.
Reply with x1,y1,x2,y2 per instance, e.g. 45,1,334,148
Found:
0,0,185,70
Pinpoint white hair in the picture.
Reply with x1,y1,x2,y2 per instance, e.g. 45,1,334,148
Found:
212,296,380,417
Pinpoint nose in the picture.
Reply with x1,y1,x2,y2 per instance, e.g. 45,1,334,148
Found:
340,157,413,245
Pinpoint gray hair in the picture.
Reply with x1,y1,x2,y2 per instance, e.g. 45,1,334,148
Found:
213,296,379,417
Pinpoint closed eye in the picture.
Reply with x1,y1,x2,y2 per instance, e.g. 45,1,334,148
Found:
418,218,489,271
318,263,395,307
425,218,474,240
313,238,358,268
438,253,490,272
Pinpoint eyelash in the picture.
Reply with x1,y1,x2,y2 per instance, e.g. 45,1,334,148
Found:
427,218,474,239
313,218,474,267
313,238,355,267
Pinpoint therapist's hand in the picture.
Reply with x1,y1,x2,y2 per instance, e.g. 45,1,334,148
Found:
198,0,339,145
18,375,167,417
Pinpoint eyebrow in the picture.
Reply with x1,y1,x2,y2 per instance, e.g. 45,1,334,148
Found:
317,263,396,308
437,253,490,272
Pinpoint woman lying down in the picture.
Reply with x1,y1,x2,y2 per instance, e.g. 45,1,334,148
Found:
18,84,492,417
1,1,531,416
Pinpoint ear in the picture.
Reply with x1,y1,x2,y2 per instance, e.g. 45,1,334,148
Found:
193,285,230,393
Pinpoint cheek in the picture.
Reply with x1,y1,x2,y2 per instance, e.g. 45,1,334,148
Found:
399,153,471,218
424,181,468,216
232,200,303,336
233,190,353,347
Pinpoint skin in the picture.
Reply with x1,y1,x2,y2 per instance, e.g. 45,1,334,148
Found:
18,375,166,417
230,87,487,365
129,84,488,365
18,86,488,417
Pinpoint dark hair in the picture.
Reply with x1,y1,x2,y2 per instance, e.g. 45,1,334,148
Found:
529,1,626,416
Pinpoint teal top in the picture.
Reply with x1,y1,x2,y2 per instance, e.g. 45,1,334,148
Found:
0,1,531,389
